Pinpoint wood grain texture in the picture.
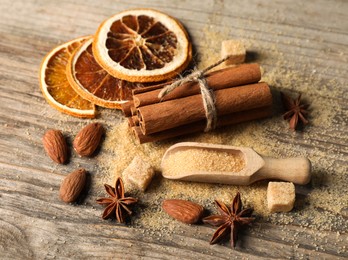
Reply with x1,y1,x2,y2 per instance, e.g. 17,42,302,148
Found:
0,0,347,259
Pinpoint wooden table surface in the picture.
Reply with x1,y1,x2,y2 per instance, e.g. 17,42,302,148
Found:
1,0,347,259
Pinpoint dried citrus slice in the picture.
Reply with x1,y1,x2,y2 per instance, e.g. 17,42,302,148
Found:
39,36,96,118
93,9,192,83
67,38,145,109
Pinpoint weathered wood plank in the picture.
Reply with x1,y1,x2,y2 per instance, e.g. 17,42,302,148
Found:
0,0,347,258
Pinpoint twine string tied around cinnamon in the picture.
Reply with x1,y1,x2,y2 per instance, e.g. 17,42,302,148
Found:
158,55,231,132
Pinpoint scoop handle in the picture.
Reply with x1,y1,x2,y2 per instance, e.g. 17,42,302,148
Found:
254,157,311,185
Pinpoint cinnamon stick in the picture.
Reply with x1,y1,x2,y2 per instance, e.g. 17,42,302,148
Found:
122,82,172,116
132,115,139,126
132,81,171,95
127,117,135,127
130,106,137,116
127,116,139,127
121,101,134,117
133,63,261,107
132,106,272,143
138,82,272,135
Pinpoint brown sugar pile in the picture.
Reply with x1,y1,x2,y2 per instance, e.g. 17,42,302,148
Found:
96,25,347,234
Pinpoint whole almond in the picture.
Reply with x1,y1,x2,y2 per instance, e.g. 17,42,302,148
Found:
42,129,68,164
59,168,87,203
73,123,104,157
162,199,204,224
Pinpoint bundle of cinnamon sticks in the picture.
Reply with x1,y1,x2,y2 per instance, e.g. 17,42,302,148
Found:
122,63,273,143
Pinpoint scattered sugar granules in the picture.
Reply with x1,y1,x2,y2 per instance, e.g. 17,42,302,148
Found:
96,24,347,237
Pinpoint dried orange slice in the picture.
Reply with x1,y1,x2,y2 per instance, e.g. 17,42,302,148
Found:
39,36,96,118
67,38,145,109
93,9,192,83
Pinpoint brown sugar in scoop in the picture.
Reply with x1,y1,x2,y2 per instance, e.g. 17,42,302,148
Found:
161,142,311,185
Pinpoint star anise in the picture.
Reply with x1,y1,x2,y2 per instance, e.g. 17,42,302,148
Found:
203,192,255,248
281,92,309,130
96,177,138,223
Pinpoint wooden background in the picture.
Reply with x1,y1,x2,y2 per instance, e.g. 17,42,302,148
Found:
0,0,347,259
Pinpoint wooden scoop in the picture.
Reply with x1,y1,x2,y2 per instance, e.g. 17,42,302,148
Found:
161,142,311,185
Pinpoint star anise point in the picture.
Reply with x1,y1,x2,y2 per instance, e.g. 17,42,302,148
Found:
281,92,309,131
203,192,255,248
96,177,137,223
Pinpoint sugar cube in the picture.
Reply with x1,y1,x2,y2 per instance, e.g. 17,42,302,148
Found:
122,156,155,192
267,182,295,213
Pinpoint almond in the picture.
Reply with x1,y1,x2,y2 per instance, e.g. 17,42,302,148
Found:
59,168,87,203
42,129,68,164
73,123,104,157
162,199,204,224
